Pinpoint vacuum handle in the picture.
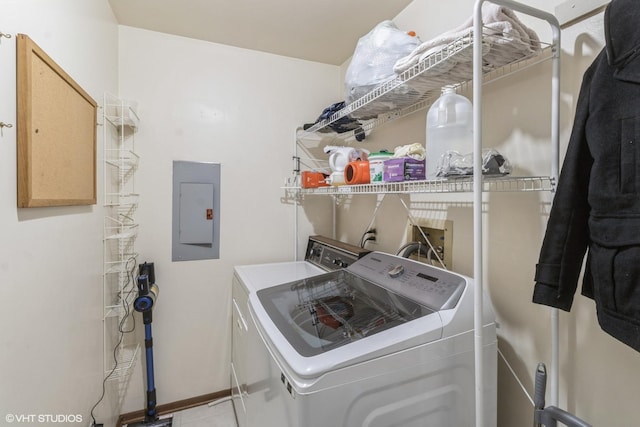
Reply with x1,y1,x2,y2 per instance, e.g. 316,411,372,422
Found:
534,363,546,410
533,363,547,427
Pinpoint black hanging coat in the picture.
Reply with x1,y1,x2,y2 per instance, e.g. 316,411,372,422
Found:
533,0,640,351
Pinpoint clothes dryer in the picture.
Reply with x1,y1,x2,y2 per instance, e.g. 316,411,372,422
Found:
230,236,370,427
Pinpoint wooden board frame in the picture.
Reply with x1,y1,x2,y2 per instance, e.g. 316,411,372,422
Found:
17,34,97,207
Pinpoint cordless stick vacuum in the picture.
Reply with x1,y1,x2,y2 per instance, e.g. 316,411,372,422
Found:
129,262,173,427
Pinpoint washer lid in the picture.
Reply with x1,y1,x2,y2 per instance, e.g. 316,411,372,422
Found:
256,268,437,358
234,261,324,293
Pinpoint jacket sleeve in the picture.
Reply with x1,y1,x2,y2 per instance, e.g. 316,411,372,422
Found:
533,66,594,311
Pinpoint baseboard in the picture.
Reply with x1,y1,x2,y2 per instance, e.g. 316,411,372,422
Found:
116,389,231,427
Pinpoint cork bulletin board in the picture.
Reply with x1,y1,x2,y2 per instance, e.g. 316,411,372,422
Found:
16,34,97,208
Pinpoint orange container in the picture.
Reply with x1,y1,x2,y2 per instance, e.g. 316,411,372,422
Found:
301,171,329,188
344,161,370,185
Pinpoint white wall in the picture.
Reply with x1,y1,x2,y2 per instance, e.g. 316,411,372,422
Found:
336,1,640,426
117,27,339,412
0,0,120,426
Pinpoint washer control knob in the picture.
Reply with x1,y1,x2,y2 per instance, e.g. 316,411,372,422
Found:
335,259,347,268
388,264,405,278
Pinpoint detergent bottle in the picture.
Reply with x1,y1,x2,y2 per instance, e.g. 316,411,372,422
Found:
426,87,473,178
323,146,369,186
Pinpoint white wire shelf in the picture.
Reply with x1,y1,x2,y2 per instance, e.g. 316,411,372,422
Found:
104,256,139,275
104,213,137,226
105,228,138,240
105,149,140,169
103,95,140,130
285,175,555,196
105,343,140,381
104,215,139,240
105,193,139,206
299,26,555,141
104,115,139,130
104,289,137,319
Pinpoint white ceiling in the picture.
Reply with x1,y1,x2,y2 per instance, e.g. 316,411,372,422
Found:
107,0,414,65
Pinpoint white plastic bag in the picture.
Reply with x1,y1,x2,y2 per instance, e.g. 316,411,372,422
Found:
345,21,421,107
436,149,512,177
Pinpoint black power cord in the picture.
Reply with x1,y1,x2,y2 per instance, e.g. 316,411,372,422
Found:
89,257,138,426
359,228,377,248
361,236,376,247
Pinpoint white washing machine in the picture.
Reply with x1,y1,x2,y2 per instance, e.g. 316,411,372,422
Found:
232,245,497,427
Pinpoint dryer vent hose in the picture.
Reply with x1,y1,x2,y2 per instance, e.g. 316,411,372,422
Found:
396,242,432,259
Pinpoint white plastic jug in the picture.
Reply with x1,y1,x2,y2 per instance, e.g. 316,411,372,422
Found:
426,87,473,178
324,146,369,172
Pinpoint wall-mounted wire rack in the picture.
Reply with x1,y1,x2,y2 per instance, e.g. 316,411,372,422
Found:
102,92,141,390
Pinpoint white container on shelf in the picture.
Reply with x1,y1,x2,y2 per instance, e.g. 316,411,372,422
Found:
426,87,473,178
369,150,392,183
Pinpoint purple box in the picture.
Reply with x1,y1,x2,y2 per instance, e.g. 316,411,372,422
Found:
383,158,426,182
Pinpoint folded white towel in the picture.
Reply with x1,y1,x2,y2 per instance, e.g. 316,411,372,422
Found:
393,31,490,76
393,4,540,74
392,143,426,160
448,3,536,38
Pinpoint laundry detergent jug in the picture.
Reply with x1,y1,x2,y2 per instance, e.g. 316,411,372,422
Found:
426,87,473,178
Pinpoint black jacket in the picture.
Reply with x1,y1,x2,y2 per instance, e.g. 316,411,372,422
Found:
533,0,640,351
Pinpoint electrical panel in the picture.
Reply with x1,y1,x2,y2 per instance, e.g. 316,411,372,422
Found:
172,161,221,261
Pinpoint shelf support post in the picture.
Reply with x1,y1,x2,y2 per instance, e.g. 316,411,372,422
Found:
472,3,485,427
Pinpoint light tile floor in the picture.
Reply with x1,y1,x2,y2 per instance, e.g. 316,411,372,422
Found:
171,399,237,427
